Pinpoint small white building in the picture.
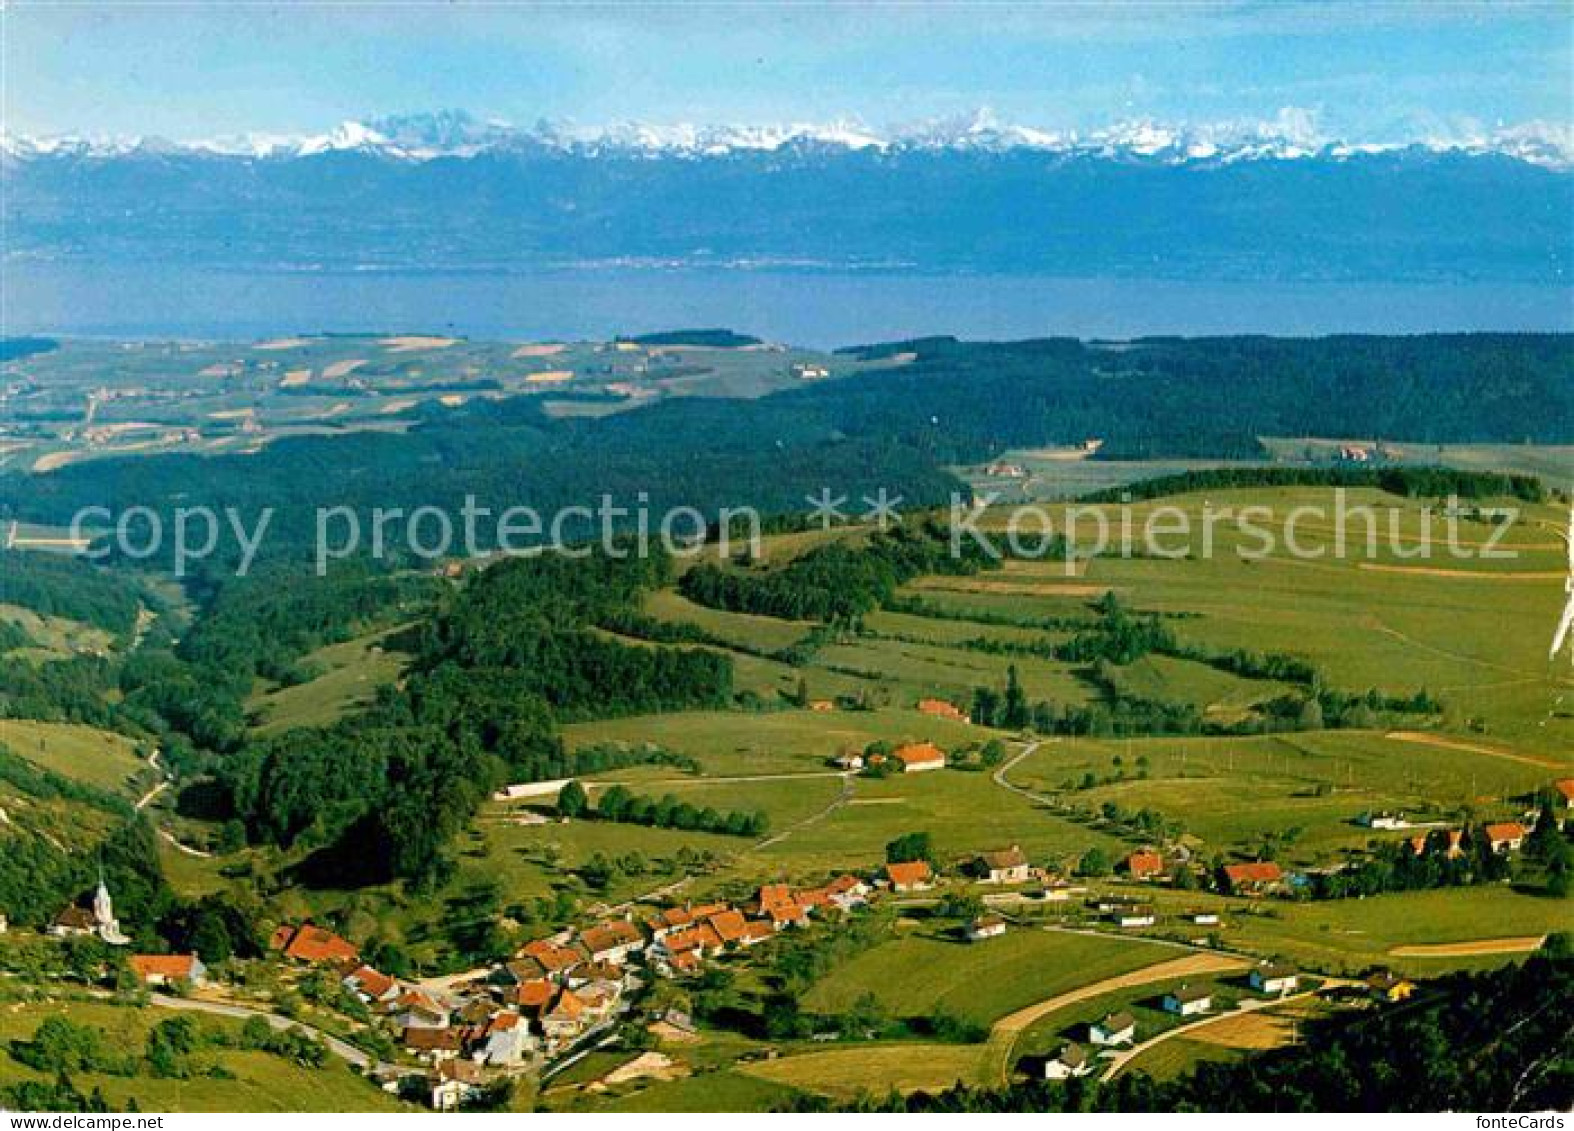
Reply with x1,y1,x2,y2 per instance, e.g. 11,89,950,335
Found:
1115,907,1157,929
966,915,1007,942
1089,1011,1136,1047
1163,985,1212,1016
1043,1042,1093,1080
1249,963,1299,996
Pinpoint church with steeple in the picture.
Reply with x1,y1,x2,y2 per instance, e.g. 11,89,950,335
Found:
50,871,128,946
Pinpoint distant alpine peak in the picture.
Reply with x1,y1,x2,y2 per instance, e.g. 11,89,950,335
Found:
4,107,1570,168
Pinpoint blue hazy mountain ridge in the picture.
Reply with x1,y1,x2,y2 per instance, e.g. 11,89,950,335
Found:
4,142,1569,283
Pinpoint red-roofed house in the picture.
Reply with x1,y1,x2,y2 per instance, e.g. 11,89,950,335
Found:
581,919,645,965
520,937,584,979
757,884,810,928
884,860,933,892
1552,779,1574,816
892,742,947,773
1122,850,1166,881
1483,821,1528,854
273,924,359,966
707,909,750,946
343,964,399,1004
513,979,556,1016
128,953,207,988
1220,861,1285,896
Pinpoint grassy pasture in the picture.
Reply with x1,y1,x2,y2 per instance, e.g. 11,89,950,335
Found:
0,603,113,659
737,1042,986,1100
800,927,1162,1028
247,625,411,734
582,1069,801,1112
1006,730,1550,859
643,590,815,653
0,999,405,1112
752,767,1127,874
564,707,983,778
0,719,148,797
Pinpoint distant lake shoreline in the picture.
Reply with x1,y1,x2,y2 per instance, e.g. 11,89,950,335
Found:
7,263,1570,349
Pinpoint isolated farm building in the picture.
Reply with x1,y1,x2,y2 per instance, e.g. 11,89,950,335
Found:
1121,849,1166,881
343,964,399,1004
1189,911,1221,926
1552,779,1574,818
1366,971,1416,1003
272,923,358,966
128,953,207,988
917,698,970,724
833,752,865,771
1482,821,1528,854
1220,861,1285,896
1163,985,1212,1016
892,742,947,773
967,915,1008,942
977,845,1032,884
1359,811,1408,830
1249,962,1300,995
883,860,933,892
1089,1011,1137,1047
1042,1042,1093,1080
809,699,836,712
581,919,645,965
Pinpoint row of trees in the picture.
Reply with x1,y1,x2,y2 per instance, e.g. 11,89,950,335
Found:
564,781,768,838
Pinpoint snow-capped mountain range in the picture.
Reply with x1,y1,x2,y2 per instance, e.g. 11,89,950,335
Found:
5,108,1571,167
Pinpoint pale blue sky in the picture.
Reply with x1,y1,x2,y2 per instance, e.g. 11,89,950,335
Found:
4,2,1570,141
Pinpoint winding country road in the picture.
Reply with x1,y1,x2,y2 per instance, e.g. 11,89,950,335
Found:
979,949,1249,1085
130,992,414,1076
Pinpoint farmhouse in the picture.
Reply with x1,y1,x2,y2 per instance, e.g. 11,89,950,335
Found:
1359,811,1409,830
1482,821,1528,853
1552,779,1574,819
1121,849,1166,881
883,860,933,892
1220,861,1285,895
756,884,810,928
271,923,358,966
1367,970,1416,1003
976,844,1031,884
403,1026,462,1061
917,698,970,724
1249,962,1300,995
967,915,1007,942
1163,985,1212,1016
1189,911,1221,926
1042,1042,1093,1080
1089,1011,1137,1047
128,953,207,988
833,752,864,771
892,742,947,773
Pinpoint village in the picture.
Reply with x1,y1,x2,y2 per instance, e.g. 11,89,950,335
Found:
33,765,1570,1110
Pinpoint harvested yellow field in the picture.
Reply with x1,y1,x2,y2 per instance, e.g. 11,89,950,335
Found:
1356,563,1565,581
1389,936,1545,958
279,369,312,387
378,398,418,414
910,577,1110,598
738,1043,985,1100
512,342,568,358
31,451,83,472
322,358,368,379
1184,1010,1295,1051
380,335,458,351
254,336,314,350
526,369,576,384
438,394,466,407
